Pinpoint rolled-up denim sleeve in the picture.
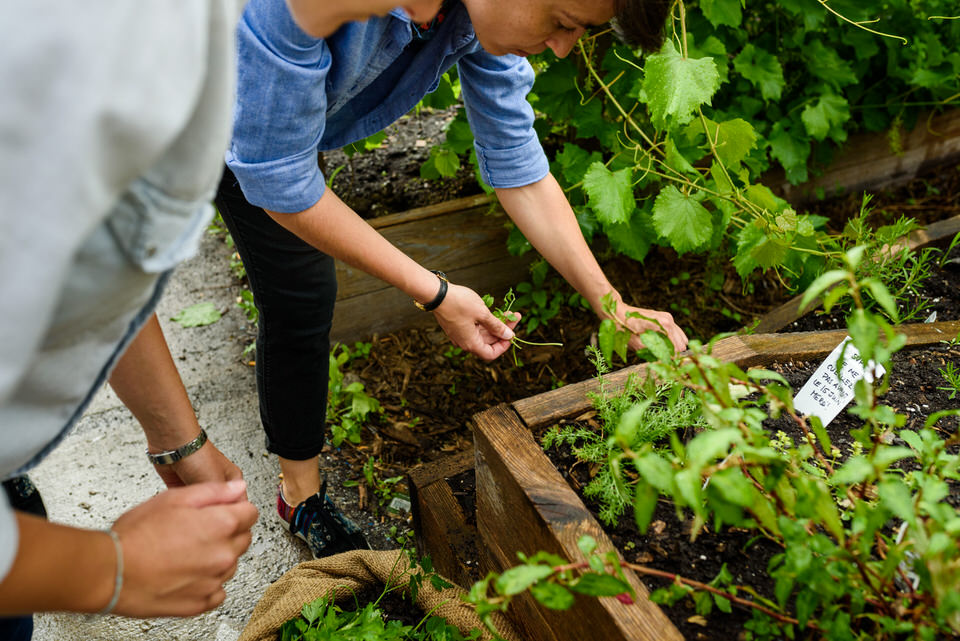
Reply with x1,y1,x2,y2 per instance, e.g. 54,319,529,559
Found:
225,0,330,213
458,51,549,189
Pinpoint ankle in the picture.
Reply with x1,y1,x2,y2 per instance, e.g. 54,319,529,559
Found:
277,456,322,506
280,478,319,508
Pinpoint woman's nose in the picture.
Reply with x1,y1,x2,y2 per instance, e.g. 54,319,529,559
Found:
545,28,584,58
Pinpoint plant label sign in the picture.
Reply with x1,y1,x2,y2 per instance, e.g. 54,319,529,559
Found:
793,337,885,426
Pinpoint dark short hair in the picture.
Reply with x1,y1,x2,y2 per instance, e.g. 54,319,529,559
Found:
612,0,670,52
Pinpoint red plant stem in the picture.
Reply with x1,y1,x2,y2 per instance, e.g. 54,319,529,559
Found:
619,563,813,629
784,405,836,476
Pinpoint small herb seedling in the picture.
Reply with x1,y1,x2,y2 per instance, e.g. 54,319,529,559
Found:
937,362,960,399
483,289,562,366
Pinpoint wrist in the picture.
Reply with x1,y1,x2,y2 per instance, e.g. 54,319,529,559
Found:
146,429,208,465
80,528,121,614
588,288,622,317
97,530,123,615
413,270,449,312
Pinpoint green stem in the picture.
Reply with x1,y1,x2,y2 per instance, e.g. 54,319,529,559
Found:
512,337,563,348
816,0,908,44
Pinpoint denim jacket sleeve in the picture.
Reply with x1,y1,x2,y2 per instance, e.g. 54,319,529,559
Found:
458,51,550,189
225,0,331,213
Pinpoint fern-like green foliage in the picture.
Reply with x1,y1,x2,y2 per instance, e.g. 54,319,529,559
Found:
543,348,705,525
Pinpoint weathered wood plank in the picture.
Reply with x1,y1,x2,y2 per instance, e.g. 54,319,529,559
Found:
335,198,512,296
752,214,960,334
474,404,682,641
368,194,496,230
331,255,533,343
408,449,481,590
514,321,960,430
767,110,960,204
329,194,535,343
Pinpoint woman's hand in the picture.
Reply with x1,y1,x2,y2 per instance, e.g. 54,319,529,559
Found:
431,284,521,361
111,481,258,617
152,441,244,491
608,299,689,355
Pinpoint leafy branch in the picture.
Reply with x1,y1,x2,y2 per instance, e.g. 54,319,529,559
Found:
483,289,562,366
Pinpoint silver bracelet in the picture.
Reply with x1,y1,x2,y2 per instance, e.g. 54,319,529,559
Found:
99,529,124,616
145,428,208,465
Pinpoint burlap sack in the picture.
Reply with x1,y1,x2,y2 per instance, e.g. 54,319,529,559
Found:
239,549,520,641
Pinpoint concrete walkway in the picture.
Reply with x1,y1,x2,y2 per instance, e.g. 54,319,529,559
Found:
30,230,383,640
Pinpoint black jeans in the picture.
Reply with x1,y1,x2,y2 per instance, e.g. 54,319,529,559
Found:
215,167,337,460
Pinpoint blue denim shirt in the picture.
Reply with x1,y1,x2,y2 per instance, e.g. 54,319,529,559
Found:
226,0,550,213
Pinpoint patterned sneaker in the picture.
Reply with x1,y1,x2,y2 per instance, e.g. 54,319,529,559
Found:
277,478,369,558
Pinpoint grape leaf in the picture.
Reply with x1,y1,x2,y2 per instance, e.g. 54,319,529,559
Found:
733,222,765,278
768,122,811,184
420,146,460,179
554,143,602,186
444,113,474,155
603,211,654,262
701,0,742,28
695,117,757,167
710,160,734,193
803,40,857,89
651,186,713,254
419,71,458,109
665,136,697,175
641,40,720,130
733,44,785,101
583,161,635,225
801,93,850,142
572,99,606,141
778,0,825,30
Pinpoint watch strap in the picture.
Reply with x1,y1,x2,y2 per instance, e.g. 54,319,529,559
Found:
414,270,449,312
146,428,208,465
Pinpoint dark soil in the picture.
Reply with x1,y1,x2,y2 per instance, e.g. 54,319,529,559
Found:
323,107,482,218
542,341,960,641
787,234,960,332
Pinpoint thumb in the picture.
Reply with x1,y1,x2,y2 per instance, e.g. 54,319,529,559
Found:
480,309,516,341
173,480,249,509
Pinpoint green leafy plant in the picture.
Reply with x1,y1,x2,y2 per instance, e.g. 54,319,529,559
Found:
344,456,405,515
327,343,383,446
595,293,671,365
237,288,258,325
482,289,563,366
463,535,636,638
937,362,960,399
280,550,470,641
427,2,958,297
442,345,467,365
543,347,705,525
470,246,960,639
937,231,960,269
819,194,941,323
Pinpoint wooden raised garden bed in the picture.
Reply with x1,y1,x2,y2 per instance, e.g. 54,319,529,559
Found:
469,321,960,641
329,111,959,344
330,193,529,343
407,448,483,591
767,109,960,204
